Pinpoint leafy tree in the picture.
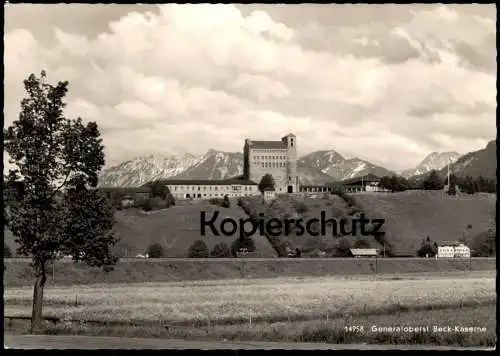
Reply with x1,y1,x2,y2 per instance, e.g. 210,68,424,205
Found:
4,243,13,258
417,236,437,257
422,170,444,190
210,242,231,258
258,174,275,192
147,243,165,258
353,237,371,249
222,194,230,208
390,175,409,192
471,229,495,257
294,202,308,214
3,71,118,331
231,236,256,256
144,181,175,206
188,240,209,258
333,238,352,257
379,176,393,191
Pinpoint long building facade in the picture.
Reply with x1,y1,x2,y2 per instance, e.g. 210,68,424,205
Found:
243,133,299,193
155,178,260,200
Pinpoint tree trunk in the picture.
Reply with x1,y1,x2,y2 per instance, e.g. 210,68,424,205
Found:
31,263,47,333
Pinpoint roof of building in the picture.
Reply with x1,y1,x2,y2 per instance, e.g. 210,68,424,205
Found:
342,174,381,185
263,187,276,191
248,140,287,149
147,178,258,186
350,248,379,256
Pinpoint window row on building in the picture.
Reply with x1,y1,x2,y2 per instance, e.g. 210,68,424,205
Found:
255,162,287,168
171,185,253,192
253,155,287,160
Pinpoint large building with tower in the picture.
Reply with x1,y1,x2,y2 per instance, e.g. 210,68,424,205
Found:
243,133,299,193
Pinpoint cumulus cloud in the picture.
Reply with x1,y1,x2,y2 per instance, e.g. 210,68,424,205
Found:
4,4,496,171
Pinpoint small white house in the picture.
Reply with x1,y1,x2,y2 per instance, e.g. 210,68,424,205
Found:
454,244,471,258
437,243,470,258
437,246,455,258
263,188,276,203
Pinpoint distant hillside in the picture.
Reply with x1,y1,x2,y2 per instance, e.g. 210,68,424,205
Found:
408,140,496,183
402,152,461,179
4,204,278,258
299,150,396,180
356,191,496,256
438,140,496,180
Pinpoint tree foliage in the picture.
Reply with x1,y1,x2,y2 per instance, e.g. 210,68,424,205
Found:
231,236,256,256
147,243,165,258
4,243,13,258
379,175,409,192
422,170,445,190
144,181,175,206
333,238,352,257
471,229,495,257
258,174,275,192
210,242,231,258
417,236,438,257
3,71,118,331
353,237,371,249
188,240,209,258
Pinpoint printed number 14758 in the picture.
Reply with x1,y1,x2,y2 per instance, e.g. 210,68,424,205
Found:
344,326,364,332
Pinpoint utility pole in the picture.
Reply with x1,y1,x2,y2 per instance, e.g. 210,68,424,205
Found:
447,159,450,187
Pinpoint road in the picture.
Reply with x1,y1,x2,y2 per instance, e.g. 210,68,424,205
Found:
3,334,494,350
6,257,495,263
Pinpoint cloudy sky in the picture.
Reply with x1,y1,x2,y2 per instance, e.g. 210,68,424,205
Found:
4,4,496,171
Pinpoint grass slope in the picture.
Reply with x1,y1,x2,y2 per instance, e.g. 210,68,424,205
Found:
113,203,277,258
354,191,496,255
4,258,495,287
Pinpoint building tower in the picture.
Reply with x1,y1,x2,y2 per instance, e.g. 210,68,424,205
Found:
281,133,299,193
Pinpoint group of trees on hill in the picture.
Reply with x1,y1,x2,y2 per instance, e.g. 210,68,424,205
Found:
378,171,496,194
379,175,410,192
184,236,256,258
106,181,176,212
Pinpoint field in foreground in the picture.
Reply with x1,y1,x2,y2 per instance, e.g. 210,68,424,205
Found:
4,273,496,346
5,273,495,325
4,257,496,287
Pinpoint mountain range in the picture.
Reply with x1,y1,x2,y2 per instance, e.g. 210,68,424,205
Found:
98,140,496,187
409,140,497,184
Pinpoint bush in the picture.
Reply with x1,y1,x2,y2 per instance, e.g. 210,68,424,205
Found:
231,236,256,256
353,237,371,249
4,244,12,258
294,202,308,214
135,197,169,212
147,243,165,258
471,229,495,257
333,238,352,257
417,236,437,257
188,240,209,258
222,195,230,208
422,170,444,190
210,242,231,258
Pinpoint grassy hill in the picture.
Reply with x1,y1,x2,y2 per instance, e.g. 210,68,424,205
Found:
354,191,496,255
5,191,495,259
4,202,278,259
113,203,277,257
239,194,364,255
238,191,495,257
